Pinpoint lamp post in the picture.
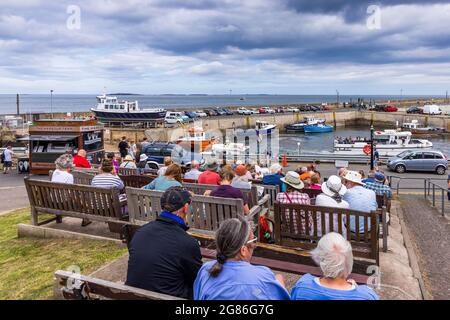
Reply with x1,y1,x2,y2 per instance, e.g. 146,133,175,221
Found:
370,125,374,170
297,142,301,156
50,90,54,118
336,90,340,108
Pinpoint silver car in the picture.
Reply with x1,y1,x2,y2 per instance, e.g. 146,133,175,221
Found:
387,150,448,175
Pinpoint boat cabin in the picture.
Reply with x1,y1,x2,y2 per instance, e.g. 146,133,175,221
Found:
96,94,139,112
28,118,105,174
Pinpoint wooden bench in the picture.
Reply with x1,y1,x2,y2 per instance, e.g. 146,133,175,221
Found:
24,178,126,228
118,167,138,176
54,270,183,300
302,188,322,200
72,171,95,185
273,202,380,265
182,182,259,208
119,175,156,188
125,187,261,229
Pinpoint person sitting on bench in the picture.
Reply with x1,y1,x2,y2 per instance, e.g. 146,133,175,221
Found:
194,217,290,300
291,232,379,300
126,187,202,299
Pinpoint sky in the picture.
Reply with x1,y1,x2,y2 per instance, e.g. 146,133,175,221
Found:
1,0,450,95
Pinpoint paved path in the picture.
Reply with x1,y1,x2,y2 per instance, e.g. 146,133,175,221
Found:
399,195,450,300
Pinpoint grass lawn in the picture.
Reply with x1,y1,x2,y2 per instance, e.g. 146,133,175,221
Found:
0,208,127,300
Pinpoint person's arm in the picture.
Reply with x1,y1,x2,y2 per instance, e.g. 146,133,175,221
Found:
182,240,203,292
116,177,125,190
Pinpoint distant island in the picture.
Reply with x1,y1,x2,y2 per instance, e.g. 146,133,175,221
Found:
108,93,143,96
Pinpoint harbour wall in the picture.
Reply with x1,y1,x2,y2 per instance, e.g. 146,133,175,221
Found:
104,110,450,144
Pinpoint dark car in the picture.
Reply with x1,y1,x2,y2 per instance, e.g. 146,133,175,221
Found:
215,108,227,116
222,108,234,115
203,109,215,116
371,104,386,112
185,111,198,119
142,142,177,164
407,106,423,114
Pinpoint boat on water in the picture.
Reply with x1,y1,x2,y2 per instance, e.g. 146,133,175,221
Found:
91,94,166,123
334,129,433,157
304,124,334,133
285,117,325,133
255,120,277,135
176,127,217,152
401,120,445,135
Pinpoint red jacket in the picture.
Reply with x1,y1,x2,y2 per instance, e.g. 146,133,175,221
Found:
73,155,91,168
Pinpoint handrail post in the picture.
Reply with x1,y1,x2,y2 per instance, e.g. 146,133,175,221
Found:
432,184,435,207
442,189,445,217
424,179,427,199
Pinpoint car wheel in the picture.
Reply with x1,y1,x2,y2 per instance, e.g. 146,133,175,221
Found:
436,166,446,175
395,164,406,173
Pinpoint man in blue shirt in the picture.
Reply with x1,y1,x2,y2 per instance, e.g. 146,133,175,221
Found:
342,171,377,233
364,172,392,199
126,187,202,299
262,163,286,192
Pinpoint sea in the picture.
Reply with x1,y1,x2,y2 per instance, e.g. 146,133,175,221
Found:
0,94,449,114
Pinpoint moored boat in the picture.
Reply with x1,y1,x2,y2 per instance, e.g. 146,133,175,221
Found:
255,120,277,135
401,120,444,135
176,127,217,152
334,129,433,157
285,117,325,133
91,94,166,123
304,124,334,133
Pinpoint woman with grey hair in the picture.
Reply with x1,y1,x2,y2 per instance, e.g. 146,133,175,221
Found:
194,217,290,300
51,154,74,184
291,232,378,300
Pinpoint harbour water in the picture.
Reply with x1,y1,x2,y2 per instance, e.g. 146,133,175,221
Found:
0,94,447,114
280,125,450,155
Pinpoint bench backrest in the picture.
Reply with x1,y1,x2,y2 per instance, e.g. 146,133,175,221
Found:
72,171,95,185
54,270,183,300
302,188,322,199
24,178,123,224
126,187,245,230
260,184,280,209
119,175,156,188
273,202,379,263
118,167,138,176
182,182,258,208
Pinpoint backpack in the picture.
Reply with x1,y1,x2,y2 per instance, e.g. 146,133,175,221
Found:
259,212,275,244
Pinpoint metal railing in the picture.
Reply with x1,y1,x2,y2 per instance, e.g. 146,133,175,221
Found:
387,175,449,217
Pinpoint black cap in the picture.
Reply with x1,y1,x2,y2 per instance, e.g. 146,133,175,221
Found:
160,187,192,212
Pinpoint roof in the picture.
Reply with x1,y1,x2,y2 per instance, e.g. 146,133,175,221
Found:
28,135,79,141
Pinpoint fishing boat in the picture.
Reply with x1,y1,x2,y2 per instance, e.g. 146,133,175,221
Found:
176,127,217,152
91,94,166,123
285,117,325,133
333,129,433,157
401,120,444,135
255,120,277,135
304,124,334,133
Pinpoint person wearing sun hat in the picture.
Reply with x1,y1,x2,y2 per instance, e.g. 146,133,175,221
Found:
315,175,350,237
342,170,377,234
276,171,311,234
363,171,392,199
120,154,137,169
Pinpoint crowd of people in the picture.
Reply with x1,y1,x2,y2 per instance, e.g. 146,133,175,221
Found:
46,138,400,300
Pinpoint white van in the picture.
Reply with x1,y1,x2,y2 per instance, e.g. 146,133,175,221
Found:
165,115,183,124
422,104,442,115
166,111,189,122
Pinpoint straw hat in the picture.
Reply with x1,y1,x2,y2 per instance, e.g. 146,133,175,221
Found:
342,170,364,186
321,175,347,197
124,155,134,161
280,171,304,190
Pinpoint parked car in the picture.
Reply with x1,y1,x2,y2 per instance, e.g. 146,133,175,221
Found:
257,107,267,114
215,108,227,116
141,142,186,164
203,109,217,116
249,109,259,114
387,150,448,175
165,115,184,124
185,111,199,119
384,105,398,112
195,110,207,117
406,106,423,114
370,104,386,112
261,107,275,114
237,107,252,115
422,104,442,115
166,111,189,122
274,107,285,113
222,108,234,115
286,107,299,112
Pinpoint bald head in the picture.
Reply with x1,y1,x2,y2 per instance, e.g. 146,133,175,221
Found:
77,149,87,158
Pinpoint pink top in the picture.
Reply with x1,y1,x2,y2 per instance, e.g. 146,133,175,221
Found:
310,184,322,189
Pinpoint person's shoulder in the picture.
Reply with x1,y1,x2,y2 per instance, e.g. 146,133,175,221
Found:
354,285,379,300
295,273,315,286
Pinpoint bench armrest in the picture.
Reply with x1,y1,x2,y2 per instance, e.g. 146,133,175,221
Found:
258,194,270,208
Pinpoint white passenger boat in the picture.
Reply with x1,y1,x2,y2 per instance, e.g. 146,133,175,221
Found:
255,120,277,135
333,129,433,157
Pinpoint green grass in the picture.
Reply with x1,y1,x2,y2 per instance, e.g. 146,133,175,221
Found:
0,208,127,300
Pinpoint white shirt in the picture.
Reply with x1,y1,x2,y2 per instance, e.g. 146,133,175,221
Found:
184,168,201,180
3,149,13,162
51,170,74,184
315,194,350,209
158,166,168,177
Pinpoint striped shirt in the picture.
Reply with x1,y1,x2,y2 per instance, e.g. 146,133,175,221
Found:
91,174,124,190
276,191,311,234
364,181,392,199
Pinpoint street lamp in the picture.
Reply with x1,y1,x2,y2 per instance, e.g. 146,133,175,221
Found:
50,90,54,118
370,125,374,170
297,142,301,156
336,90,340,107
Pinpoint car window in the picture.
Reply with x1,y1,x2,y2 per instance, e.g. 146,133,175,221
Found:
433,153,444,159
411,153,423,159
423,153,436,159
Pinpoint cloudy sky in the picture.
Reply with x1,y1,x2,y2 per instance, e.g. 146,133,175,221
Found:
1,0,450,94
